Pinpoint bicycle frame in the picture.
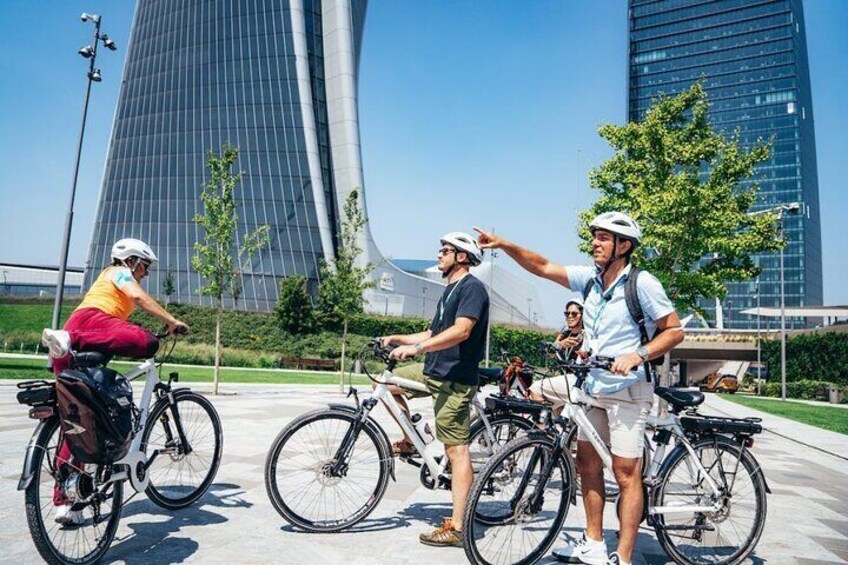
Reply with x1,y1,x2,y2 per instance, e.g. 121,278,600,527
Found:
351,368,494,486
565,396,725,516
106,358,188,493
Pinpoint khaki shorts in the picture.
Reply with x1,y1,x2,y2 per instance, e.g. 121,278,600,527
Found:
390,363,477,446
529,373,577,408
576,380,653,459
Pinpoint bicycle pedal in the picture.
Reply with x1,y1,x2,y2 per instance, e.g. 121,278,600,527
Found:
400,455,423,468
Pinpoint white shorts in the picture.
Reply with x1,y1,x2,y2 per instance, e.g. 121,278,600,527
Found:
529,373,576,409
576,380,653,459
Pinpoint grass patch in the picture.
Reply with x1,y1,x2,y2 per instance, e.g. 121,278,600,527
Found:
722,394,848,435
0,357,370,386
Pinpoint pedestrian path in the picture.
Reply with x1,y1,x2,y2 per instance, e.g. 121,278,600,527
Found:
2,382,847,564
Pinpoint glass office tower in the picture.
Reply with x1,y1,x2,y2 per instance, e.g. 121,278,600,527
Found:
628,0,823,328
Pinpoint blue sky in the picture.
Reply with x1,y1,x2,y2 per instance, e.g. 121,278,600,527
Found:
1,1,846,326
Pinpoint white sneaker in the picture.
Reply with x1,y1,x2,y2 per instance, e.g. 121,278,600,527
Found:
552,532,608,564
607,552,630,565
41,329,71,358
54,504,83,526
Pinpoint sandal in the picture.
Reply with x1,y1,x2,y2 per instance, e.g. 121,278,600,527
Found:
392,439,418,457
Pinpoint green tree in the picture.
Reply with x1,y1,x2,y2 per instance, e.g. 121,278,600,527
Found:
162,270,175,306
275,275,316,334
192,144,269,394
317,189,373,389
580,83,783,316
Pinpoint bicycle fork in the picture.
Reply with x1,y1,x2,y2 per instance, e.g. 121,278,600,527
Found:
509,435,567,519
329,399,377,477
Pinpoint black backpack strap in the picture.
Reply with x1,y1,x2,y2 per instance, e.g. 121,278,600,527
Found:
624,267,654,384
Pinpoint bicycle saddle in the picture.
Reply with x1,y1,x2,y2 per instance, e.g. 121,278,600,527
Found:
71,351,112,369
654,387,705,411
478,367,503,386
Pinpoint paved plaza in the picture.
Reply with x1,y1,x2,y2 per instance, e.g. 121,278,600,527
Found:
1,380,847,564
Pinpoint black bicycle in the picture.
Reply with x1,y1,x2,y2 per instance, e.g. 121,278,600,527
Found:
463,344,769,565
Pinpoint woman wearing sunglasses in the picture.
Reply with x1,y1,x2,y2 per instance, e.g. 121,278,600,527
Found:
528,298,585,410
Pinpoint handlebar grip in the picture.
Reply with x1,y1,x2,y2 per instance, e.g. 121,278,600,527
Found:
173,325,189,336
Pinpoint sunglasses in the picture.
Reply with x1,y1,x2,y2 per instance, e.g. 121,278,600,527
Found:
437,247,457,256
564,311,581,318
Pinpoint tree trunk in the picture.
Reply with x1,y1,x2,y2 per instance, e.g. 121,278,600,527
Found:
340,318,348,393
214,299,222,395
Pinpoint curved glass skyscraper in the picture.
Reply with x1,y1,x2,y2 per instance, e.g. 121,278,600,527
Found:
86,0,370,311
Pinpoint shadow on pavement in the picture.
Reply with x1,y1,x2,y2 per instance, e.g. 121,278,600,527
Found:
279,501,453,534
107,483,252,564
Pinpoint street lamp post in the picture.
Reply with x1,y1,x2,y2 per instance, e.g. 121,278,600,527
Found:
777,203,800,401
50,13,117,331
755,277,762,396
746,202,800,401
484,237,497,368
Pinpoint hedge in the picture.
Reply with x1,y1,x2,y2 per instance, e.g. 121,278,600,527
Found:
761,333,848,386
758,379,848,403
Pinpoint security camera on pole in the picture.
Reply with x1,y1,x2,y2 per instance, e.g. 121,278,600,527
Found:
51,13,118,332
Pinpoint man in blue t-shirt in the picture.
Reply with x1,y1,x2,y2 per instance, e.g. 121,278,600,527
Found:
382,231,489,548
476,212,683,565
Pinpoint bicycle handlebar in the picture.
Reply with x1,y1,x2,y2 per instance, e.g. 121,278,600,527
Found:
155,325,189,340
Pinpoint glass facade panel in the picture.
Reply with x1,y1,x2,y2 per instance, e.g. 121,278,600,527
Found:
628,0,823,328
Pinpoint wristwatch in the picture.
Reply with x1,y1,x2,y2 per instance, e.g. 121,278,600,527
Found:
414,342,424,353
636,346,649,362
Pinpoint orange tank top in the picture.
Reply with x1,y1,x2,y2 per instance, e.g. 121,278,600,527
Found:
76,266,136,320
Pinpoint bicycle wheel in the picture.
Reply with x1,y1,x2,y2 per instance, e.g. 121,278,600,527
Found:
142,391,223,509
468,413,534,470
265,408,391,532
24,417,124,565
653,435,767,565
463,432,575,565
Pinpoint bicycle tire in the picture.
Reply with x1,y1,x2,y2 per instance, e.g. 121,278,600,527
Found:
265,408,391,532
653,435,767,565
24,417,124,565
142,390,223,509
463,431,575,565
467,412,534,470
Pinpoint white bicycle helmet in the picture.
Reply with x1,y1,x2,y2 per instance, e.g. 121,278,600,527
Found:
440,232,483,266
565,298,584,312
589,211,642,245
111,238,158,266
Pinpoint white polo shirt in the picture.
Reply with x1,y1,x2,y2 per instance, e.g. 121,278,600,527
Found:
567,263,675,395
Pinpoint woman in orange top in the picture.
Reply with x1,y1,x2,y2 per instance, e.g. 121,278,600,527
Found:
43,238,189,371
41,238,189,524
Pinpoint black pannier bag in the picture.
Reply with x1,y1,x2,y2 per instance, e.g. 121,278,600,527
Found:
56,367,135,464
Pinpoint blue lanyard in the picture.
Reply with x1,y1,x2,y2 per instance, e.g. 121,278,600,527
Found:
437,275,468,324
587,274,627,338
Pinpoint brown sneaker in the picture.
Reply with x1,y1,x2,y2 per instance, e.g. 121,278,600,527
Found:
419,518,462,547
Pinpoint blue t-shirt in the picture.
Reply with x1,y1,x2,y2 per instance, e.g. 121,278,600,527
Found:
567,263,675,395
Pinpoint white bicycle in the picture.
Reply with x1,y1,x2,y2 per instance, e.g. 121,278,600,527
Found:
16,331,223,565
463,343,769,565
264,339,536,532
